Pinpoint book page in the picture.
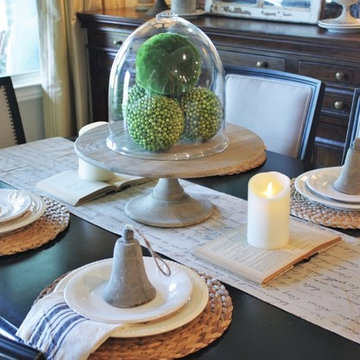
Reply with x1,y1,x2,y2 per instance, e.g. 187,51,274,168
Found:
110,173,150,189
36,170,112,206
195,222,341,285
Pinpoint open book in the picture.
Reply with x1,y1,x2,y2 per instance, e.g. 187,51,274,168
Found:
36,170,150,206
195,221,341,285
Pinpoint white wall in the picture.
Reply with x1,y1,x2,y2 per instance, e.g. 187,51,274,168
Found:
15,84,44,142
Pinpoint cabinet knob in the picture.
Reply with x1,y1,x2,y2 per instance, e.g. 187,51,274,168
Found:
113,39,123,46
335,72,345,81
334,101,344,110
256,61,267,68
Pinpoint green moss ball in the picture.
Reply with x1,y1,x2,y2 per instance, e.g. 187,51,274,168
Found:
180,87,223,142
126,94,184,151
135,33,201,97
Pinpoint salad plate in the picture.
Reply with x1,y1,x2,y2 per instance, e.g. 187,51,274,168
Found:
0,189,32,223
0,192,46,235
305,167,360,204
57,258,208,337
294,172,360,211
64,257,193,324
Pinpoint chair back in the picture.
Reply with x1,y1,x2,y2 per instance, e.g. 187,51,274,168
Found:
0,76,26,148
342,88,360,164
225,66,324,160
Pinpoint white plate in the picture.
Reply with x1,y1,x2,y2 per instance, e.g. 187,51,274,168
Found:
0,192,46,235
318,21,360,27
0,189,32,223
305,167,360,204
318,24,360,33
318,19,360,32
318,18,360,26
295,172,360,211
64,257,194,324
56,259,208,337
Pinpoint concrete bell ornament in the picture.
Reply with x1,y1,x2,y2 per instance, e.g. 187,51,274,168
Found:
102,224,156,308
333,137,360,195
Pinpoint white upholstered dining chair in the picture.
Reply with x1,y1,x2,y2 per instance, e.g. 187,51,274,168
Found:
0,76,26,148
225,66,324,161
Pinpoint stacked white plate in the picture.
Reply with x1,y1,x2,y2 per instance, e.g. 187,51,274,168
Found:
58,257,209,337
318,18,360,33
294,167,360,211
0,189,47,235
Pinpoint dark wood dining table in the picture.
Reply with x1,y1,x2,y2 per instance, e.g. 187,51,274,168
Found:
1,150,360,359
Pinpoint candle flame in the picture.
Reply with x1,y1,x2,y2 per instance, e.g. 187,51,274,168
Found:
265,182,273,198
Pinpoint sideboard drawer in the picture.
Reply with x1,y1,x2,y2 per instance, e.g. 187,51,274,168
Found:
219,50,285,71
88,29,130,51
322,91,353,114
313,141,343,167
299,61,360,86
91,50,117,73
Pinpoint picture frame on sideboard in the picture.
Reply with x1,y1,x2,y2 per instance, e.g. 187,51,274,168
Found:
204,0,324,24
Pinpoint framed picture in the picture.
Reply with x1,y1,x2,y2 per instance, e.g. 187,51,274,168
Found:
204,0,324,24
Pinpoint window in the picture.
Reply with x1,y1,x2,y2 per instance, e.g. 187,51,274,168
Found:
0,0,40,77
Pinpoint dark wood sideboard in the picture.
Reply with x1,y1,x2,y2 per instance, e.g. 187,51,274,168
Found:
77,8,360,167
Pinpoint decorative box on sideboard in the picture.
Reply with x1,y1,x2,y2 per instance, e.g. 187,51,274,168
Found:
77,8,360,168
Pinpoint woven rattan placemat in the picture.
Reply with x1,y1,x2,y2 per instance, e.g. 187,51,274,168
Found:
290,181,360,229
38,271,232,359
0,197,70,256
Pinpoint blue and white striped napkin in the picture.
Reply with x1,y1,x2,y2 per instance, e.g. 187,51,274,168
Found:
16,291,122,360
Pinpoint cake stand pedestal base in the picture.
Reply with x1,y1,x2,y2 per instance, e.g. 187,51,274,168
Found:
74,123,266,228
125,178,213,227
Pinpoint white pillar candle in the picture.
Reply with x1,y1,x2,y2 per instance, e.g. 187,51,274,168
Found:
171,0,196,14
247,171,290,249
78,122,114,182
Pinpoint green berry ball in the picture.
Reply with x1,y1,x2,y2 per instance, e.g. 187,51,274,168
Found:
180,87,223,142
135,33,201,97
126,95,184,151
123,84,147,118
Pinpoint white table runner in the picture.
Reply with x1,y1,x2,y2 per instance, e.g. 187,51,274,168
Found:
1,138,360,345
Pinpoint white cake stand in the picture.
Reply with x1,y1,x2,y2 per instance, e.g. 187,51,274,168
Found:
333,0,360,24
75,123,266,228
318,0,360,32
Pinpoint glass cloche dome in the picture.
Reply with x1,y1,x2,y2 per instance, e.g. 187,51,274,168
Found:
106,11,228,160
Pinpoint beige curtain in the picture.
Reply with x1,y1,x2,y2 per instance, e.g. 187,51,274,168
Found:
37,0,126,138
